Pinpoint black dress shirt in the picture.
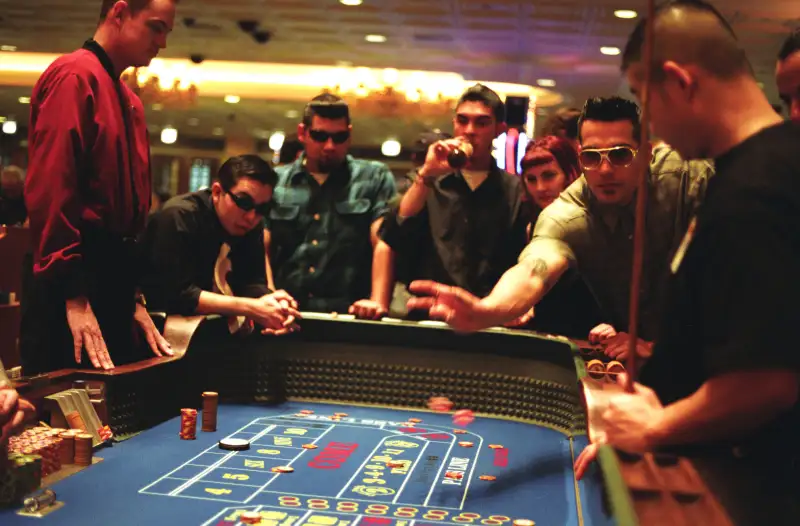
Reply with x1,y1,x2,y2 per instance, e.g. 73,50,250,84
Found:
138,189,270,315
382,166,530,298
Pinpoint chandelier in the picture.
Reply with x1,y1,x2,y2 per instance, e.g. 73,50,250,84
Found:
324,67,463,120
121,59,198,109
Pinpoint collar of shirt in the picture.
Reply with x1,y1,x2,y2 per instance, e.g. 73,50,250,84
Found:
82,38,117,80
439,163,505,193
285,152,353,188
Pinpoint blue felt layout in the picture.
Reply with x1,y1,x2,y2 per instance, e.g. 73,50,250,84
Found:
0,402,616,526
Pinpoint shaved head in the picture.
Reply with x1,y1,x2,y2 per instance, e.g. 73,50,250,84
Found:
622,0,751,81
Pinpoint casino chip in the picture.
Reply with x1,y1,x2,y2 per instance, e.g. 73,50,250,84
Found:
488,444,504,449
408,418,422,423
428,396,454,412
458,441,474,448
452,409,475,427
479,475,497,481
444,471,464,480
241,511,262,524
299,410,314,415
453,429,467,434
302,444,318,449
386,461,405,468
333,412,349,417
271,466,295,473
219,438,250,451
512,520,535,526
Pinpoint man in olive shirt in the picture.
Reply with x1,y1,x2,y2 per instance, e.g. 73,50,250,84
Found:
407,96,713,356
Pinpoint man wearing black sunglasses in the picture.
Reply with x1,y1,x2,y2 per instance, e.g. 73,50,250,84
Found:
267,94,397,318
407,96,713,352
139,155,300,334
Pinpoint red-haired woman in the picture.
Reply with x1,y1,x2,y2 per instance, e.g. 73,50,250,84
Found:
520,135,581,224
515,136,606,338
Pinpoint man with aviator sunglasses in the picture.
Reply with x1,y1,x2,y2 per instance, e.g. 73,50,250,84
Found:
266,94,397,319
139,155,300,334
406,96,714,359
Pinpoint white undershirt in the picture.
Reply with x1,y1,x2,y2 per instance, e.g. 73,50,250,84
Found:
460,169,489,191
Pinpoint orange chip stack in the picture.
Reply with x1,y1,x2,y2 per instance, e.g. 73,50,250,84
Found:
202,392,219,432
58,431,77,464
74,433,93,466
180,408,198,440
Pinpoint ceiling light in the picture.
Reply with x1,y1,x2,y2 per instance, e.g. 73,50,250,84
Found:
2,120,17,135
187,117,199,126
536,79,556,87
160,126,178,144
151,103,164,112
614,10,638,19
212,127,225,136
340,0,363,5
268,131,286,151
365,34,387,43
0,116,5,123
224,95,241,104
285,110,300,119
381,139,401,157
0,45,17,52
601,46,621,56
18,96,30,104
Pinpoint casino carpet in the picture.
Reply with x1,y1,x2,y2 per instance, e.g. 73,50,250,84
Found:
1,402,612,526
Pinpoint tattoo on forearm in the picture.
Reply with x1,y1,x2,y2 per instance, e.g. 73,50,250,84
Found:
528,258,553,292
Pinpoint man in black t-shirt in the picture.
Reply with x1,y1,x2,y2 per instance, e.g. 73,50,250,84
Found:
573,2,800,524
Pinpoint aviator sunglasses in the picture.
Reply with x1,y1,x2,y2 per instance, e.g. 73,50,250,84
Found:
226,190,272,216
308,129,351,144
579,146,637,170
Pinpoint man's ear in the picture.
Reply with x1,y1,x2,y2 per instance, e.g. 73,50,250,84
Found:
662,60,696,100
210,181,223,200
297,123,307,144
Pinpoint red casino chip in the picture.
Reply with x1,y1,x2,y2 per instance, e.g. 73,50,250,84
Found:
427,396,454,412
452,409,475,427
386,460,405,468
458,441,474,448
445,471,464,480
479,475,497,481
241,511,262,524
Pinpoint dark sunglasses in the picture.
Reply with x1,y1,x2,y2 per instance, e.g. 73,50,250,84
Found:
226,190,272,216
308,129,350,144
579,146,637,169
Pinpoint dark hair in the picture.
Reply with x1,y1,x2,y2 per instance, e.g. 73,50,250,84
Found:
541,107,581,140
278,134,304,164
456,84,505,123
520,136,580,186
578,97,642,143
621,0,749,79
100,0,173,21
779,28,800,61
216,155,277,189
302,93,351,127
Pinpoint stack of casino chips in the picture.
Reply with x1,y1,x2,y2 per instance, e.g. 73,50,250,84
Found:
7,427,64,477
202,392,218,432
73,434,93,466
180,408,198,440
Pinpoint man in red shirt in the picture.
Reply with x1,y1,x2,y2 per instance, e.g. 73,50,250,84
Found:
22,0,178,373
